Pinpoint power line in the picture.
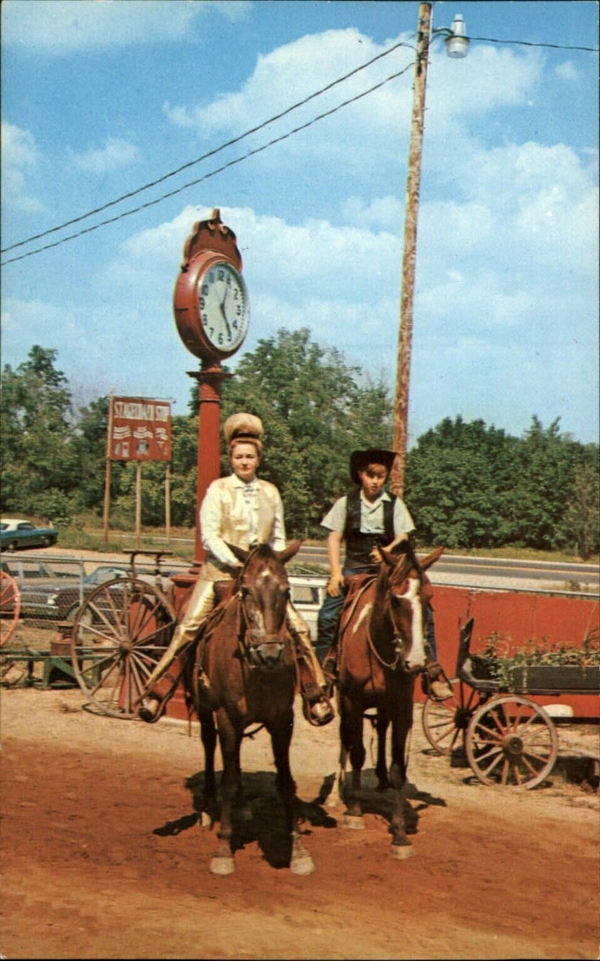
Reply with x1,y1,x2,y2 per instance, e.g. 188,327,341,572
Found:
2,30,596,266
1,38,415,255
467,35,598,53
1,61,414,267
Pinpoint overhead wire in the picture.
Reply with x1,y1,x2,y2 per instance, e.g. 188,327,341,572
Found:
1,61,415,266
1,38,415,255
2,29,597,267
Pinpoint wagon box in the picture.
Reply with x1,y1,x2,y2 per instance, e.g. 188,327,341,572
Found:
507,663,600,694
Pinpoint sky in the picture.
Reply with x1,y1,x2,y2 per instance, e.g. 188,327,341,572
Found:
1,0,598,448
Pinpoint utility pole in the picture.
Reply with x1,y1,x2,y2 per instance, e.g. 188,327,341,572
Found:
390,1,432,496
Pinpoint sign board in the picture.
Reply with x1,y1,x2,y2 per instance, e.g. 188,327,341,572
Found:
108,397,172,461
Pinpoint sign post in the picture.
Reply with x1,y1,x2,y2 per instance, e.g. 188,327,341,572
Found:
103,396,172,543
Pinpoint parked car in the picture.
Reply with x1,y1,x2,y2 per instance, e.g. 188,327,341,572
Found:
0,559,178,622
0,518,58,551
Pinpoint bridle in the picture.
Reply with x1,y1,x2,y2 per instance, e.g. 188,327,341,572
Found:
235,551,291,671
366,553,425,672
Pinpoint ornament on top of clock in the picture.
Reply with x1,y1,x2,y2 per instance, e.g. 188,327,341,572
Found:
173,208,250,363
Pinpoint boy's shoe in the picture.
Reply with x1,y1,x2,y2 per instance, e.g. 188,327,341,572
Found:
302,690,335,727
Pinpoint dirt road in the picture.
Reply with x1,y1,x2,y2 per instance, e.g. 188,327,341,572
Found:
1,686,598,960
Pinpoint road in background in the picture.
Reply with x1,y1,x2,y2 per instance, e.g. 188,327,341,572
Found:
293,545,600,596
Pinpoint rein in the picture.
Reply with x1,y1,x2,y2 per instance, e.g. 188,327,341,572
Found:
366,557,423,672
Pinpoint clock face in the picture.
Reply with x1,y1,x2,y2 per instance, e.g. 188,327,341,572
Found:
197,261,249,354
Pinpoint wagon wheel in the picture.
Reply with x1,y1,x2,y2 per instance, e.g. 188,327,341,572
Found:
0,570,21,647
466,694,558,789
69,576,176,718
422,679,481,755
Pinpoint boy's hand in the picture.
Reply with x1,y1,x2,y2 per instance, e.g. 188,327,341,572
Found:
369,546,383,563
326,570,345,597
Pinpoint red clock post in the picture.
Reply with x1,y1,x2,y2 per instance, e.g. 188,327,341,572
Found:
173,209,250,567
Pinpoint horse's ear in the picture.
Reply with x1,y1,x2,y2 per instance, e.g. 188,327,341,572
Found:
226,542,250,563
277,539,303,565
419,546,445,571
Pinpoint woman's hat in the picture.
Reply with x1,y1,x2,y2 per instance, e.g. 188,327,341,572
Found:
350,448,397,485
223,412,264,448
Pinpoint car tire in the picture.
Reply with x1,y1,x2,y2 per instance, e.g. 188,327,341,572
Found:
7,541,18,552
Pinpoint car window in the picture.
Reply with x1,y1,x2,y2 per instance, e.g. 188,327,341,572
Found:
0,523,8,531
17,523,35,531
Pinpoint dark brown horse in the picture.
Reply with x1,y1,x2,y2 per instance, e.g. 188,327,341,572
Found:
186,540,315,876
334,542,444,859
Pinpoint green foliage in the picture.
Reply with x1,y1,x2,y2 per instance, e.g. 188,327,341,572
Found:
405,415,599,553
0,346,78,521
1,341,598,558
475,630,600,690
405,417,520,548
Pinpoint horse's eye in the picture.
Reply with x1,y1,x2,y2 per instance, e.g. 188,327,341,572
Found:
241,585,251,598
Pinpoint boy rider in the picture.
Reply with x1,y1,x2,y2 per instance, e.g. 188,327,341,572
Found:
315,448,453,701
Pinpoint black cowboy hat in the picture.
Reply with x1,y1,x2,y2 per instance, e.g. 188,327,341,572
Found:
350,449,397,485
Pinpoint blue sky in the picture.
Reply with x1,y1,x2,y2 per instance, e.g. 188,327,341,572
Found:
2,0,598,446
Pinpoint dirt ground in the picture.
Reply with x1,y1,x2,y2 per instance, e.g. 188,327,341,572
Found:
1,684,599,961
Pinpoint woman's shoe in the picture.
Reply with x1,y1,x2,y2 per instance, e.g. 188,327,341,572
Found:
138,694,167,723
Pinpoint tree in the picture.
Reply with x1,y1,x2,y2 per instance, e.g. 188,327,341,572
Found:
557,459,600,559
405,416,520,548
510,418,580,551
220,328,393,537
0,346,78,521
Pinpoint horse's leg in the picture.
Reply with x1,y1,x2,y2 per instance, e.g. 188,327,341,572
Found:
375,707,390,790
325,740,347,810
387,683,415,860
269,710,315,875
210,711,241,876
340,695,366,829
199,704,218,827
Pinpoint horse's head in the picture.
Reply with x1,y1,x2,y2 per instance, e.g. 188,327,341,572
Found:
377,542,444,673
227,540,302,670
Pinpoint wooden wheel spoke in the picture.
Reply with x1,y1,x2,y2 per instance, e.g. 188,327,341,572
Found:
69,575,175,718
466,695,558,789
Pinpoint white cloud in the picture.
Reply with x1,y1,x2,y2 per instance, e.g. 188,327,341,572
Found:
1,0,250,55
70,137,140,175
0,121,44,212
554,60,579,82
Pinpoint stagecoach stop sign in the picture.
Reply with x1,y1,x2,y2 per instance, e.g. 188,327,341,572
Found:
173,209,250,565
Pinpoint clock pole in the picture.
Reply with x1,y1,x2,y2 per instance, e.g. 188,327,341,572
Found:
187,361,230,566
173,209,248,574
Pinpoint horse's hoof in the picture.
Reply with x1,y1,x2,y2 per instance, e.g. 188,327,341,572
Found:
290,853,315,876
210,855,235,876
392,843,415,860
343,814,365,830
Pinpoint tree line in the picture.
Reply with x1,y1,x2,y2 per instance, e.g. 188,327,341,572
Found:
1,335,598,558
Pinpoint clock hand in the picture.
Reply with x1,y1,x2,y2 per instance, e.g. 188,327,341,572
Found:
219,300,232,338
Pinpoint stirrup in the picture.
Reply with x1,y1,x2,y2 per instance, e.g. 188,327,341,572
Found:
301,690,335,727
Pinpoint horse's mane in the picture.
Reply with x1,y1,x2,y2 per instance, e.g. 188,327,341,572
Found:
248,543,274,560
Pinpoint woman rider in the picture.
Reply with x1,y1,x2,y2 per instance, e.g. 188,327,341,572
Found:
137,412,334,726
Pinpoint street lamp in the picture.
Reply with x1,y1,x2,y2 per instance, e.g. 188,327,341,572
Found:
390,4,468,496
